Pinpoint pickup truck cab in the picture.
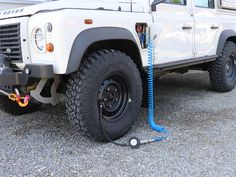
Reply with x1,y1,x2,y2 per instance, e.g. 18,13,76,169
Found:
0,0,235,141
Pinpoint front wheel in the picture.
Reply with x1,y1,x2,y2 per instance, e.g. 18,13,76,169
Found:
66,50,142,141
209,41,236,92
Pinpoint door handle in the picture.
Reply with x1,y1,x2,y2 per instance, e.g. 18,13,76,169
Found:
211,25,219,30
182,26,192,30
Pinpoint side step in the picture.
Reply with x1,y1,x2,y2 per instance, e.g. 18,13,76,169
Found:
152,55,218,72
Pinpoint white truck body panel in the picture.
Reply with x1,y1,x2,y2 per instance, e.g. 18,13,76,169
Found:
0,0,41,11
152,3,194,64
0,0,146,19
27,9,151,73
0,0,236,74
194,7,219,58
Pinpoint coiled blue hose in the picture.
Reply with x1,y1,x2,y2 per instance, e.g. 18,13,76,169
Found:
99,40,169,148
147,41,169,142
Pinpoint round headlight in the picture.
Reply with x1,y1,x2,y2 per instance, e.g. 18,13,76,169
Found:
34,28,45,51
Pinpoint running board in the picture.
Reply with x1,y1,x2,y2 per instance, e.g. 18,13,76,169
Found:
151,55,218,72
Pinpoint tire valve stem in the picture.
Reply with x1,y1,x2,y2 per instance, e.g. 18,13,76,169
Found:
128,98,132,103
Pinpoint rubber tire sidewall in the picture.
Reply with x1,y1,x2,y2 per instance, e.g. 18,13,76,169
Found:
66,50,142,141
91,61,140,140
209,41,236,92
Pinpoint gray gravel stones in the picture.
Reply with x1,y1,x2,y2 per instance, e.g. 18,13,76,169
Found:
0,71,235,177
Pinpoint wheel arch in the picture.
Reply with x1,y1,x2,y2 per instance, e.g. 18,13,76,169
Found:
217,30,236,56
66,27,143,74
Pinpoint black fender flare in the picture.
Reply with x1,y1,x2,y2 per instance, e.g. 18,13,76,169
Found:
66,27,139,74
216,30,236,56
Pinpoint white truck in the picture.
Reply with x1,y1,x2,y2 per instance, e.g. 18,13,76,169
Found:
0,0,236,141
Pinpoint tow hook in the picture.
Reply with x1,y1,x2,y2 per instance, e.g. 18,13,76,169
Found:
0,88,30,108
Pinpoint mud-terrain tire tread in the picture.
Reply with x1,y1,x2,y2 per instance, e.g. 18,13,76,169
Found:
209,41,236,92
66,49,142,141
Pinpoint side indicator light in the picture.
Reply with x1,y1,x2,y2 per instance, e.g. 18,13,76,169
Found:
84,19,93,24
46,43,54,53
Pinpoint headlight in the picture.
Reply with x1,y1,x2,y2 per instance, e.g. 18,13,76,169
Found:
33,28,46,51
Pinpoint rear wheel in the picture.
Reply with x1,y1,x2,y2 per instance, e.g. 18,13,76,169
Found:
66,50,142,141
209,41,236,92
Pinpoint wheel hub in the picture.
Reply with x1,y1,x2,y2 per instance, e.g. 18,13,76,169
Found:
226,54,236,80
102,83,120,110
98,76,129,120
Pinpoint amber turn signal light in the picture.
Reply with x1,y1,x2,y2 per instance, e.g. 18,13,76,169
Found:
84,19,93,24
46,43,54,52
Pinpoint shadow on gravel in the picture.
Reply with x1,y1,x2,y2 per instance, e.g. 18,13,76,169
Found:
157,72,212,91
6,104,88,143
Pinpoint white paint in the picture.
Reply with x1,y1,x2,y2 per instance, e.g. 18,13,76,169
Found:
151,3,194,64
0,0,236,74
0,0,45,10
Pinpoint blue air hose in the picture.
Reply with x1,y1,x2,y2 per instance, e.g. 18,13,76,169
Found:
146,41,169,143
98,40,169,149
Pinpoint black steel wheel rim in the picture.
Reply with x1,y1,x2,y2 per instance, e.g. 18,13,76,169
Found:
98,76,129,121
226,53,236,80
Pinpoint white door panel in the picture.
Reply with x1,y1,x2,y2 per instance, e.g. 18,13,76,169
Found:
151,3,194,65
194,7,219,57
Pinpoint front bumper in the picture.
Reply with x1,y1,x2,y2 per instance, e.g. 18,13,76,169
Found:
0,54,54,86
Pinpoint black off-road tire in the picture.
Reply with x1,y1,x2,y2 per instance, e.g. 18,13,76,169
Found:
0,95,41,115
66,50,142,142
209,41,236,92
141,71,148,108
141,71,160,108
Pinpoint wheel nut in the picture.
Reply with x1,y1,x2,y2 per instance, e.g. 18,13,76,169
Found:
107,88,110,91
114,88,117,92
115,99,118,102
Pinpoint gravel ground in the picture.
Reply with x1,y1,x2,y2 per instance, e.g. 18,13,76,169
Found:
0,71,235,177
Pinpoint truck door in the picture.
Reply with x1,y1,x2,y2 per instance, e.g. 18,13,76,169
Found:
151,0,194,65
194,0,218,57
